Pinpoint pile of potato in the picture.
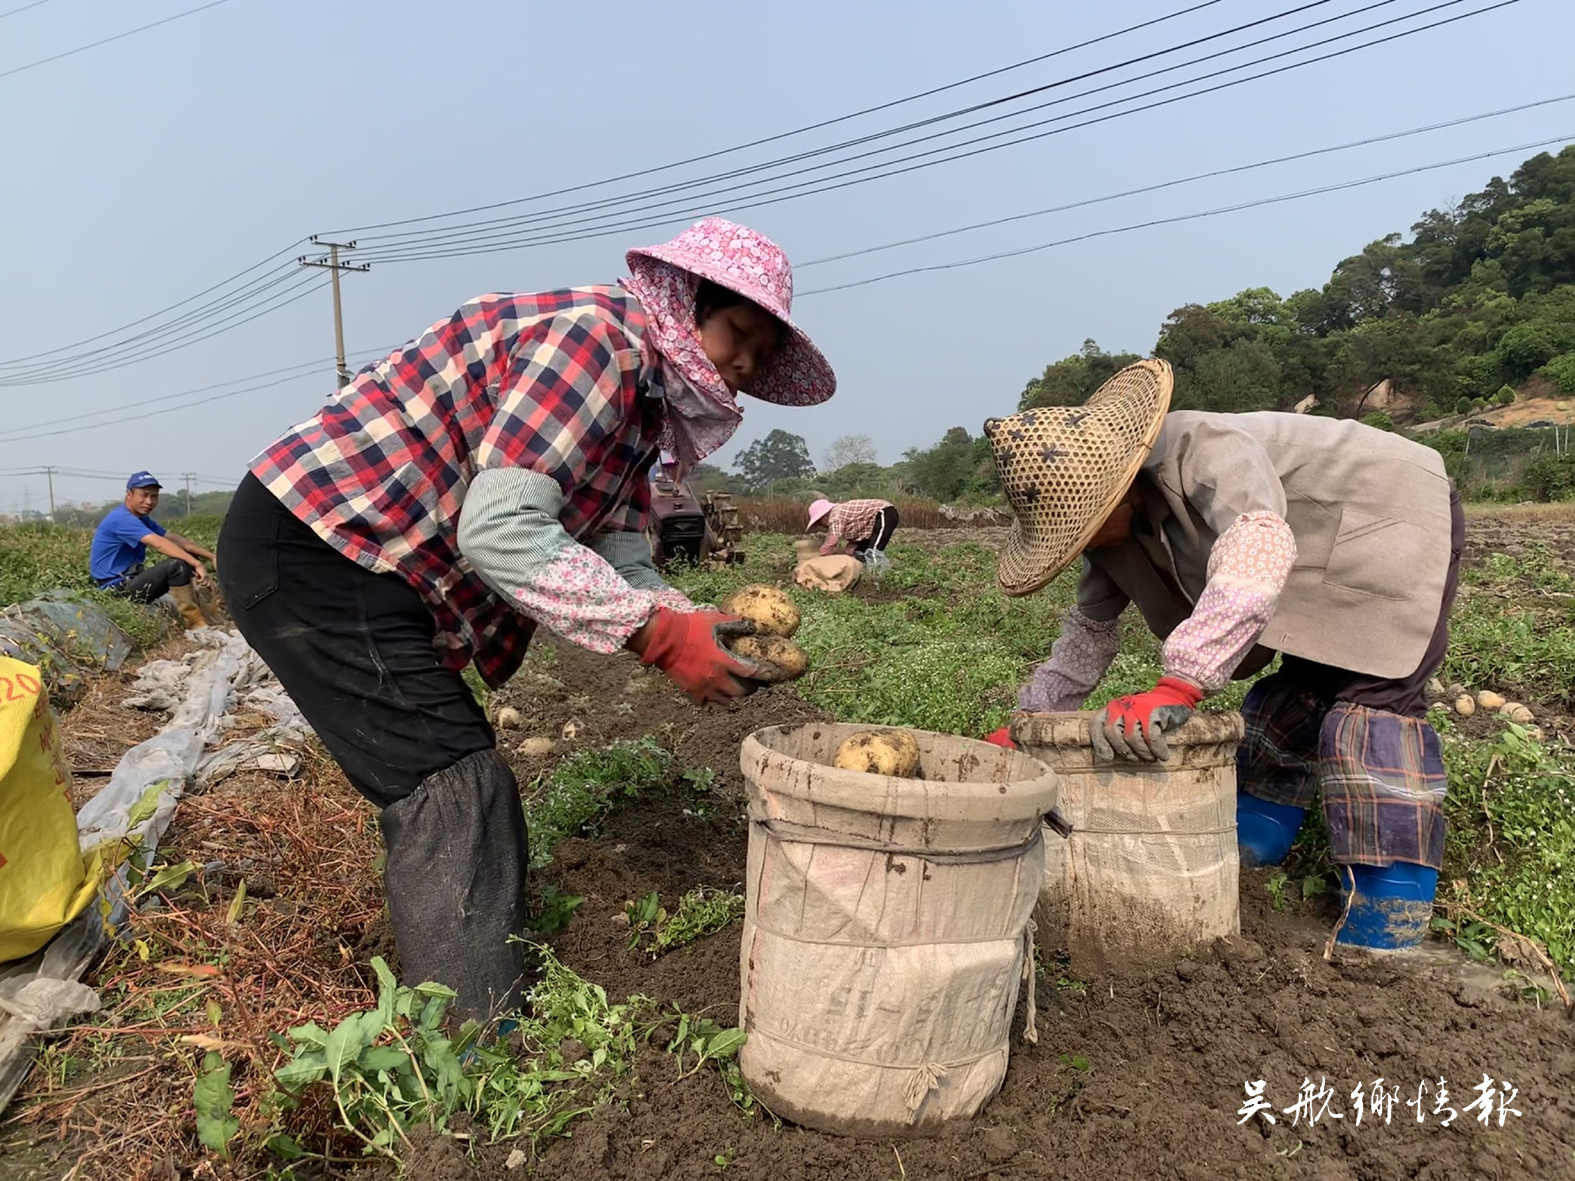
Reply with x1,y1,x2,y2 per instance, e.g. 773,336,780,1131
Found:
1430,679,1541,737
721,585,808,683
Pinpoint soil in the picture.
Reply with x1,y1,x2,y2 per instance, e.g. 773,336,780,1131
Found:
18,513,1575,1181
491,638,830,800
438,519,1575,1181
519,828,1575,1181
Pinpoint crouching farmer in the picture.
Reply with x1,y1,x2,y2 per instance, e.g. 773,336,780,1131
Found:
807,497,898,572
91,472,216,629
983,360,1462,952
217,218,834,1021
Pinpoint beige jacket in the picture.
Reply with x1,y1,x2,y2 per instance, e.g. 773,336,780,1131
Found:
1077,411,1454,681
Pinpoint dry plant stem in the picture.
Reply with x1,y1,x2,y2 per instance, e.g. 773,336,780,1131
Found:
1435,901,1573,1008
1323,866,1357,962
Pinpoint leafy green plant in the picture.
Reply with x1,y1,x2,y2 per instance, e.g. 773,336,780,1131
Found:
271,950,656,1159
524,738,673,868
627,888,745,958
193,1051,240,1157
524,885,585,934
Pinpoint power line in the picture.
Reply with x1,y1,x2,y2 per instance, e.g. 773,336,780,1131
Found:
0,0,237,81
0,354,339,439
355,0,1518,265
0,0,1503,383
6,126,1566,444
0,345,395,444
0,272,330,387
0,3,1228,372
795,133,1574,297
0,0,55,19
0,246,304,369
320,0,1235,238
794,93,1575,269
349,0,1358,254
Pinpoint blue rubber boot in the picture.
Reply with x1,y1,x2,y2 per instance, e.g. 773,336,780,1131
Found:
1236,792,1305,867
1336,863,1439,951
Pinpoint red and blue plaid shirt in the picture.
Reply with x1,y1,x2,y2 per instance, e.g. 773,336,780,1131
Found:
251,286,663,687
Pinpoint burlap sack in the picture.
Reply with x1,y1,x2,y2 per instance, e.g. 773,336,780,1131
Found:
793,555,864,594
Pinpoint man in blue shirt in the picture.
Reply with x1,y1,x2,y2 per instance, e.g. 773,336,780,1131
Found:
90,472,216,627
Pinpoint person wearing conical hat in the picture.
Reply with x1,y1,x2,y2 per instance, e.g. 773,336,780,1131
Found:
982,360,1463,953
216,218,834,1019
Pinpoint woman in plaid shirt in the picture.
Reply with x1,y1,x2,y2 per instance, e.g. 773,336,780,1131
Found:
217,218,834,1019
807,497,898,570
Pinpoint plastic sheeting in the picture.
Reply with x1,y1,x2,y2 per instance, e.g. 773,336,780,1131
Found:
0,594,136,706
0,627,312,1114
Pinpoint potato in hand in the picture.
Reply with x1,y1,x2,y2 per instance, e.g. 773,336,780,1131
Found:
722,585,801,638
728,634,808,683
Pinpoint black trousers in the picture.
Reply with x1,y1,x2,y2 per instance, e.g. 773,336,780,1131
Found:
217,474,495,809
852,506,899,554
109,558,193,602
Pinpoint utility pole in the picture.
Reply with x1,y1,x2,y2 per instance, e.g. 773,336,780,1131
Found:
298,236,370,387
183,472,196,517
43,465,56,524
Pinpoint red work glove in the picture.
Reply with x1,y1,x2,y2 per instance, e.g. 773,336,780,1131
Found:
633,607,759,705
1091,676,1204,763
983,726,1017,750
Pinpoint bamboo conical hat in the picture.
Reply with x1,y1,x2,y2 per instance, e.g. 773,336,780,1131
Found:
986,359,1172,598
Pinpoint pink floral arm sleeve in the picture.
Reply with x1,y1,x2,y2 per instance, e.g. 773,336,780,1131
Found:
1019,608,1123,713
1162,511,1297,693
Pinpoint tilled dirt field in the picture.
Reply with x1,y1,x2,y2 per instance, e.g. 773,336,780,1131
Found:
12,513,1575,1181
469,640,1575,1181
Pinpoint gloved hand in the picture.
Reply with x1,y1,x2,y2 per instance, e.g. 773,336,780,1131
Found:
633,608,760,705
1090,676,1203,763
983,727,1017,749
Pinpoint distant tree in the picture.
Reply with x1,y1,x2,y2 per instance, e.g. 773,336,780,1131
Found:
733,430,814,491
821,434,878,472
1174,338,1282,413
1019,340,1143,410
903,427,975,502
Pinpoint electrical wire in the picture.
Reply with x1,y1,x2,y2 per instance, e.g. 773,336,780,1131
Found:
795,133,1574,297
320,0,1235,238
0,345,396,444
794,93,1575,269
357,0,1519,265
0,272,332,388
0,0,55,20
0,5,1233,375
8,127,1566,442
348,0,1358,252
0,244,306,369
0,0,237,81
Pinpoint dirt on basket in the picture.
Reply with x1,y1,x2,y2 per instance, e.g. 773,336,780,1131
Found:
501,774,1575,1181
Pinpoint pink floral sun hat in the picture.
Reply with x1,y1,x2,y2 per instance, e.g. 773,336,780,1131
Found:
625,217,837,408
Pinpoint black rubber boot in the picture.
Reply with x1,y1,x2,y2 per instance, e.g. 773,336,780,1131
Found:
379,749,529,1022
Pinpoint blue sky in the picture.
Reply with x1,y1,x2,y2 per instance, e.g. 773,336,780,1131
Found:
1,0,1572,510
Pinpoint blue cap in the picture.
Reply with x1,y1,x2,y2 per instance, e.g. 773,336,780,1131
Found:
126,471,162,490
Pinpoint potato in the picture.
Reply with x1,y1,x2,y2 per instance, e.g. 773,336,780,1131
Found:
832,729,922,778
516,736,555,757
1425,677,1446,699
495,706,522,729
1476,690,1506,711
722,584,800,638
1502,703,1535,724
728,634,808,683
1455,695,1476,717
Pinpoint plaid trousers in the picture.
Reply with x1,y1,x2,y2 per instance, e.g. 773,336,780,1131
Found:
1237,679,1447,869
